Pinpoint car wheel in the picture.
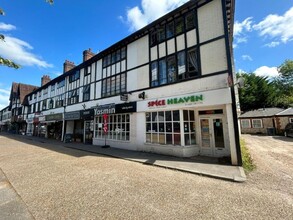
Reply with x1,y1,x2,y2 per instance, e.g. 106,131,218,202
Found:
284,131,288,137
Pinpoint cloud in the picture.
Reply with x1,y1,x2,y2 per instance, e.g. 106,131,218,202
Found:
264,41,280,48
233,17,253,48
0,88,10,110
242,55,252,61
123,0,189,31
0,36,53,68
253,6,293,43
254,66,279,78
0,22,16,31
234,17,253,36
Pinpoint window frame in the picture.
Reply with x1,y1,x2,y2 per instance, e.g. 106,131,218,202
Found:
252,119,263,128
241,119,251,128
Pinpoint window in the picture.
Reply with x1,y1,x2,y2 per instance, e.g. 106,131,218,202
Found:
252,119,262,128
57,79,65,88
167,56,176,83
101,73,126,97
85,66,91,76
121,47,126,59
42,100,47,110
187,48,198,74
146,110,181,145
151,30,157,46
159,59,167,85
151,61,158,87
48,99,54,109
241,119,251,128
175,17,184,35
290,118,293,123
51,84,55,91
185,11,195,30
157,26,165,43
69,70,80,83
68,89,79,105
177,51,186,79
166,21,174,38
183,110,196,145
95,114,130,141
43,88,48,95
83,85,90,101
55,94,65,108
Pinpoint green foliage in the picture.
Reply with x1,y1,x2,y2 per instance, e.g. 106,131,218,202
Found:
238,59,293,111
240,138,256,173
0,56,20,69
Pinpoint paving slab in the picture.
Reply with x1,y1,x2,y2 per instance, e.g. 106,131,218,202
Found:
0,169,34,220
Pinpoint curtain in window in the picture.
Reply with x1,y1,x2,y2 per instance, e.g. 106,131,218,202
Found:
189,50,198,72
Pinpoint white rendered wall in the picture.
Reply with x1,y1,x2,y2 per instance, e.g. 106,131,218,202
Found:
127,35,149,69
127,65,149,91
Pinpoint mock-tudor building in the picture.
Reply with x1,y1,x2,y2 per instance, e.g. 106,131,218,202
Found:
1,0,242,165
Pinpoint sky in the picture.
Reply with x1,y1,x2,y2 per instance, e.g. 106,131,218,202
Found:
0,0,292,109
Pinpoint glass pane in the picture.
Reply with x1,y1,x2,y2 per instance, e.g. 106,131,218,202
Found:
173,122,180,132
159,123,165,132
175,17,184,34
159,133,165,144
152,134,159,144
185,12,195,30
173,134,181,145
152,112,157,121
201,119,210,148
185,134,191,145
146,133,151,143
189,110,195,121
165,111,171,121
191,133,196,145
173,110,180,121
166,21,174,38
146,112,151,122
159,59,167,85
166,122,172,132
158,112,164,121
213,119,224,148
166,134,172,145
126,132,130,141
183,110,188,121
146,123,151,132
167,56,176,83
184,122,189,132
152,123,158,132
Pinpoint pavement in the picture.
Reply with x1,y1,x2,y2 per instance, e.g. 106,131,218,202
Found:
0,168,34,220
19,134,246,183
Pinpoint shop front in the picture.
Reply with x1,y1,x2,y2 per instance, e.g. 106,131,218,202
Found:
80,109,94,144
93,102,137,148
26,117,34,136
64,111,83,142
138,88,233,159
45,113,63,140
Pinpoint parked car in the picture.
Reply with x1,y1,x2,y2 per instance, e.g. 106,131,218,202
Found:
284,123,293,137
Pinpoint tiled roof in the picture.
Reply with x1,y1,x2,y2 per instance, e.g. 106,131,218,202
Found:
276,107,293,116
239,108,285,118
18,83,39,104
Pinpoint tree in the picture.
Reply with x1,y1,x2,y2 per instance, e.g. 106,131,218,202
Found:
0,1,53,69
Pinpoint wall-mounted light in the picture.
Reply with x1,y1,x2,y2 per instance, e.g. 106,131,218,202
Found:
138,92,145,100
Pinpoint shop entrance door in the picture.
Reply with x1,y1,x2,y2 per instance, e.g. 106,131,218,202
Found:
199,117,225,156
84,121,93,144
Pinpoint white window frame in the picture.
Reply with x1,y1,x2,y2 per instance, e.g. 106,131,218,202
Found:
241,119,251,128
289,118,293,123
252,119,263,128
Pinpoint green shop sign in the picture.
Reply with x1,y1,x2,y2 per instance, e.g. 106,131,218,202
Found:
148,94,203,107
167,94,203,105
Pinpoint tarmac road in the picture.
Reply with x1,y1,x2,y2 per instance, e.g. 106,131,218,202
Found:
0,134,292,219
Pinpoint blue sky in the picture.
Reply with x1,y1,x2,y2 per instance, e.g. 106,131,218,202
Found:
0,0,292,109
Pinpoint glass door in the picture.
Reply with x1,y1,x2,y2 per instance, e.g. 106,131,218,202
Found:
84,120,93,144
200,118,213,155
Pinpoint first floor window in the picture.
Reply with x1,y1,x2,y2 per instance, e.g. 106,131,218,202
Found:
146,110,181,145
252,119,262,128
101,73,126,97
151,61,158,87
241,119,251,128
83,85,90,101
95,114,130,141
55,94,65,108
187,48,198,75
68,89,79,105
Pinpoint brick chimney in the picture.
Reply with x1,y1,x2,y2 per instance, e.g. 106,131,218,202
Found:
83,48,95,62
63,60,75,73
41,75,51,86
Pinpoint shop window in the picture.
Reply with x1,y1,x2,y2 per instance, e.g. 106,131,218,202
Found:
146,110,181,145
252,119,262,128
185,11,195,30
241,119,251,128
183,110,196,145
95,114,130,141
83,85,90,101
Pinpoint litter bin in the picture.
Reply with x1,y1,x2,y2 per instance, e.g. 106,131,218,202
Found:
267,127,276,136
